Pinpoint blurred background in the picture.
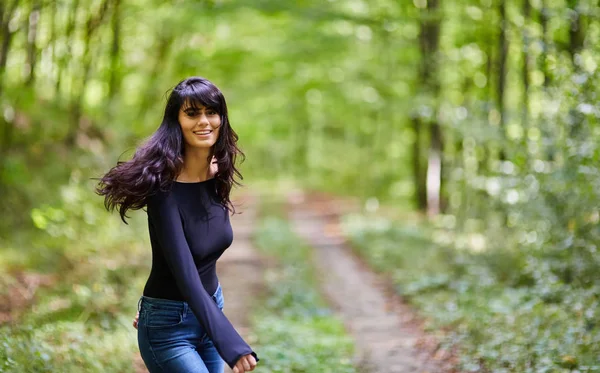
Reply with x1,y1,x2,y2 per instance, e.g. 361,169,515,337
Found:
1,0,599,372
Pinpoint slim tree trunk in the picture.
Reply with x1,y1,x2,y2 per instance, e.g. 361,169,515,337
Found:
412,116,427,211
415,0,443,216
567,0,587,139
540,0,551,89
48,0,58,92
108,0,121,101
480,23,494,174
56,0,80,98
136,35,174,119
428,120,443,216
0,0,19,99
25,0,41,86
497,0,508,160
521,0,531,157
0,0,20,186
567,0,585,65
539,0,556,161
66,0,110,146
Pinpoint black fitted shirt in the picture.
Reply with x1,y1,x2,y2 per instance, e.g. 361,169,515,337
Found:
142,178,257,368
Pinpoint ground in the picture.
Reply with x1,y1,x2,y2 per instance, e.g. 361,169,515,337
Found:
133,190,455,372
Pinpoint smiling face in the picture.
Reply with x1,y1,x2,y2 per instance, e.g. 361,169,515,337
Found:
178,100,222,150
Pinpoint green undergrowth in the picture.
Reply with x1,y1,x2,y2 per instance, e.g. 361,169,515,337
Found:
342,213,600,373
1,174,150,372
250,200,356,373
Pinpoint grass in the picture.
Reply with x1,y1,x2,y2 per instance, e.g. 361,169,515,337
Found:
341,212,600,373
250,198,356,373
1,176,150,373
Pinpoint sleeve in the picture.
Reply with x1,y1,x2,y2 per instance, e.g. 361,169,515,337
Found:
146,191,258,369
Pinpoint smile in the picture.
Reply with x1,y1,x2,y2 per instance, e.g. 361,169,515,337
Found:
193,130,213,136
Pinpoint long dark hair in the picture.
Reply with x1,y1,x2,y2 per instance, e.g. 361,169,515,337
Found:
96,76,244,223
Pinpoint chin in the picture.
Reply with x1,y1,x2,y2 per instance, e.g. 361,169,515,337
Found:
195,141,216,149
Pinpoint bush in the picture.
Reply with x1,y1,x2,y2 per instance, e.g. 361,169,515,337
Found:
343,213,600,372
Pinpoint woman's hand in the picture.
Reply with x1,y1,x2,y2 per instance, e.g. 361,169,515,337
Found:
133,311,139,329
233,354,257,373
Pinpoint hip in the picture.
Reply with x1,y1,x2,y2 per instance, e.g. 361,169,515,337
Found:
137,283,224,330
136,284,225,372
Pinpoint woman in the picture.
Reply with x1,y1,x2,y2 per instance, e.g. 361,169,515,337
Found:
96,77,258,373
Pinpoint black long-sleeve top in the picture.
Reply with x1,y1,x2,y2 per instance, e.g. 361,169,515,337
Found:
142,178,257,369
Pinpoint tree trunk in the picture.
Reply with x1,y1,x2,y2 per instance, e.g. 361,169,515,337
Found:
428,120,443,216
49,0,57,88
66,0,110,146
56,0,80,98
25,0,41,87
567,0,585,65
108,0,121,101
539,0,556,161
0,0,20,186
0,0,19,99
521,0,531,158
417,0,443,216
567,0,586,139
136,35,174,119
412,116,427,211
497,0,508,160
540,0,551,89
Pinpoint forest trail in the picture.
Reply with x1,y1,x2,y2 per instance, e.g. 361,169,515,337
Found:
133,189,454,373
133,192,266,373
287,190,453,373
217,192,265,373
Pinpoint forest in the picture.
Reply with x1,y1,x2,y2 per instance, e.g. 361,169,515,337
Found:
1,0,599,372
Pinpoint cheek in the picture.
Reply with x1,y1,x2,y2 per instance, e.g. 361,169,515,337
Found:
212,120,222,135
179,117,194,130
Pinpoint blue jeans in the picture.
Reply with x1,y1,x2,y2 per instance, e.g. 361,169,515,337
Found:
137,284,225,373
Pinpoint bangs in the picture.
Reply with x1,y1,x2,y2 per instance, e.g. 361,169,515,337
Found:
178,81,223,112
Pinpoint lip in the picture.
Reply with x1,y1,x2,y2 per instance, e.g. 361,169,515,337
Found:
193,130,213,138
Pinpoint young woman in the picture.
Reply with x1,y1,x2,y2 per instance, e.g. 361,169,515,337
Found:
96,77,258,373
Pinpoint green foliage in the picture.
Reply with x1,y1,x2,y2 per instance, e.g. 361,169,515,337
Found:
343,213,600,372
252,215,356,373
0,323,137,373
3,0,600,371
0,169,149,372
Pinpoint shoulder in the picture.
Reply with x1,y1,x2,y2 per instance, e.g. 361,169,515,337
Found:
146,185,177,211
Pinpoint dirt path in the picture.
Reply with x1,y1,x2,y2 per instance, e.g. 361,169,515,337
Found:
217,192,265,373
287,190,452,373
133,192,265,373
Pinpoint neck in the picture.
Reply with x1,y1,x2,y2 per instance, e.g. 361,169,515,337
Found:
178,146,213,182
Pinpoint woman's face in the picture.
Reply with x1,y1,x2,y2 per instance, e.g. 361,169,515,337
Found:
178,101,222,150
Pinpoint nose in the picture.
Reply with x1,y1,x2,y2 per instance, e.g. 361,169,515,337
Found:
197,113,210,126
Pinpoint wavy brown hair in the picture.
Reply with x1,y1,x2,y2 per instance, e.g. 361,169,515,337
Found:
96,76,244,223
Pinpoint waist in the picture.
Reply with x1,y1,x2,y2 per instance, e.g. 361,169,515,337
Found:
143,267,219,300
138,283,221,312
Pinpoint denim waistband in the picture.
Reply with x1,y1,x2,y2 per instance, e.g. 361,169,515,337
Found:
138,283,221,312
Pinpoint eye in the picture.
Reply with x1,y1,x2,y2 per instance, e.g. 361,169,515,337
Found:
207,110,218,116
185,110,199,117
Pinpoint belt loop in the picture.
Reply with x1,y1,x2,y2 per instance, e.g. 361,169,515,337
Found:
183,301,188,315
137,296,143,312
